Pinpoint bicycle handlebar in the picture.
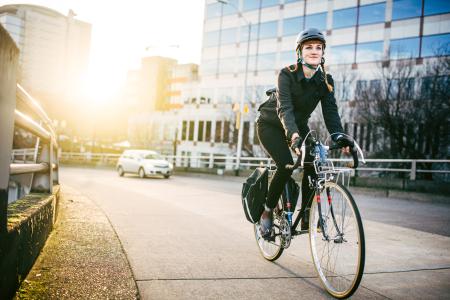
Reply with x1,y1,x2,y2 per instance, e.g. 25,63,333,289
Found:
285,142,361,171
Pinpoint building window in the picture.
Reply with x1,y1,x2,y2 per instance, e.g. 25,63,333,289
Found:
259,20,278,40
305,13,327,31
221,27,238,45
205,121,212,142
182,121,187,141
388,78,415,99
215,121,222,142
356,41,383,63
283,16,303,36
390,37,420,59
359,3,386,25
206,3,222,19
421,33,450,57
257,52,277,71
330,44,355,64
188,121,195,141
392,0,422,20
243,0,260,11
223,121,230,143
424,0,450,16
285,0,299,3
355,80,367,98
333,7,357,29
198,121,204,141
222,0,239,16
204,30,220,47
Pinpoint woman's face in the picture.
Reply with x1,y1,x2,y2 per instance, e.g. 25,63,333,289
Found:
301,40,324,66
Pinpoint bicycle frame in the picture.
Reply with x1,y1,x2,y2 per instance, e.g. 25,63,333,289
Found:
278,140,358,240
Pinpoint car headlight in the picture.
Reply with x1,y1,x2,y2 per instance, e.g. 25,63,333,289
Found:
146,163,154,168
168,163,173,169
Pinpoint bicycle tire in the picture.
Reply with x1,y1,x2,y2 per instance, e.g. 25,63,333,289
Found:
309,182,365,299
254,198,285,261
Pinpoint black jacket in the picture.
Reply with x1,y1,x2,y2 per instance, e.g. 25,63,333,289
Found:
258,64,344,140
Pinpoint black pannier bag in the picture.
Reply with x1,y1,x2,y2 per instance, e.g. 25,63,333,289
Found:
241,167,268,223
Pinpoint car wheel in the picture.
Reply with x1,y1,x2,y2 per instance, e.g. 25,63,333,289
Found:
138,167,145,178
164,174,170,179
117,166,124,177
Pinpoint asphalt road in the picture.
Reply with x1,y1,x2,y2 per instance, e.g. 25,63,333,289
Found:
60,167,450,299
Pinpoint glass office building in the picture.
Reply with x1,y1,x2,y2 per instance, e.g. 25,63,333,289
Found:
174,0,449,161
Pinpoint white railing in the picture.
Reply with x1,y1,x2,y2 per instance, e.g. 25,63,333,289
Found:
6,84,59,202
59,152,450,180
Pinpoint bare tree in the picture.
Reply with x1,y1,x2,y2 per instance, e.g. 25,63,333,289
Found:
355,53,450,161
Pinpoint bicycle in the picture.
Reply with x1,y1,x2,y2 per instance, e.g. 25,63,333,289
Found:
254,132,366,299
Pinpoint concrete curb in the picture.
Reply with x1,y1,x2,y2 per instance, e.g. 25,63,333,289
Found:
15,185,140,299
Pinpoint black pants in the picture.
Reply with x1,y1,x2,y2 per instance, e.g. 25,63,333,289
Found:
257,120,315,213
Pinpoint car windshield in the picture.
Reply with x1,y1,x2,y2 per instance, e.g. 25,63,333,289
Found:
142,153,160,160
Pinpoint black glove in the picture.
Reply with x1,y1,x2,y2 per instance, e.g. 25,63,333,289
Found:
332,134,354,148
290,135,303,153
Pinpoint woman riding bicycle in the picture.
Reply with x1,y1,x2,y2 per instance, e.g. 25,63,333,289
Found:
256,28,354,238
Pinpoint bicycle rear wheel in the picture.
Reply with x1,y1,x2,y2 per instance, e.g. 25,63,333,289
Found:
309,182,365,298
254,198,284,261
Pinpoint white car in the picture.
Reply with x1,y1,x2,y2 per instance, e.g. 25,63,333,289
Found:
116,150,173,179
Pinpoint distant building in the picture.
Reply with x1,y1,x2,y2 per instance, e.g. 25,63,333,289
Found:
0,4,91,113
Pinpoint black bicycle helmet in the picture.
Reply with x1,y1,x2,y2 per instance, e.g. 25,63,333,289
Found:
296,28,326,50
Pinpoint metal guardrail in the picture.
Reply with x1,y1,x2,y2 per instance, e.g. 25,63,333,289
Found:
7,84,60,204
59,152,450,180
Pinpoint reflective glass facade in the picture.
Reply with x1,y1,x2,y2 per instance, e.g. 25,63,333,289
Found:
421,33,450,57
424,0,450,16
356,41,384,63
283,16,303,36
331,44,355,64
359,3,385,25
305,13,327,31
259,21,278,40
333,8,357,29
390,37,420,59
392,0,422,20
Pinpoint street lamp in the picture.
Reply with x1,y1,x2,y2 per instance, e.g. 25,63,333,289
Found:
217,0,251,174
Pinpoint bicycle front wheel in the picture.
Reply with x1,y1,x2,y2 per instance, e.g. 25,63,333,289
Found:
309,182,365,299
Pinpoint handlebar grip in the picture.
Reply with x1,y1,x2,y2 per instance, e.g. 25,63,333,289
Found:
330,144,359,169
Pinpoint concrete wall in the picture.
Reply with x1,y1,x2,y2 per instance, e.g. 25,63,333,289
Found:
0,189,60,299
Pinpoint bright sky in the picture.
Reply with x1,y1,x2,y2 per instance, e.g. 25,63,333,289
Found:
0,0,205,102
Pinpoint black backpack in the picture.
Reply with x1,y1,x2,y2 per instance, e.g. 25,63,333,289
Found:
241,167,268,223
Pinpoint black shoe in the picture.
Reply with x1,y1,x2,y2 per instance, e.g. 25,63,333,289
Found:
259,209,273,240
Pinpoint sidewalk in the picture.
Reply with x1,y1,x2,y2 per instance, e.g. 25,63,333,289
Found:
15,185,139,299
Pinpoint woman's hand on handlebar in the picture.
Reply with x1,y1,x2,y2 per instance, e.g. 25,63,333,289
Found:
290,133,302,156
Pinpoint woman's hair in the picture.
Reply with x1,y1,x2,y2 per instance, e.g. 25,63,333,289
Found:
320,62,334,93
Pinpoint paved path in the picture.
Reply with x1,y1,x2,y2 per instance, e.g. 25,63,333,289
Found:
60,167,450,299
